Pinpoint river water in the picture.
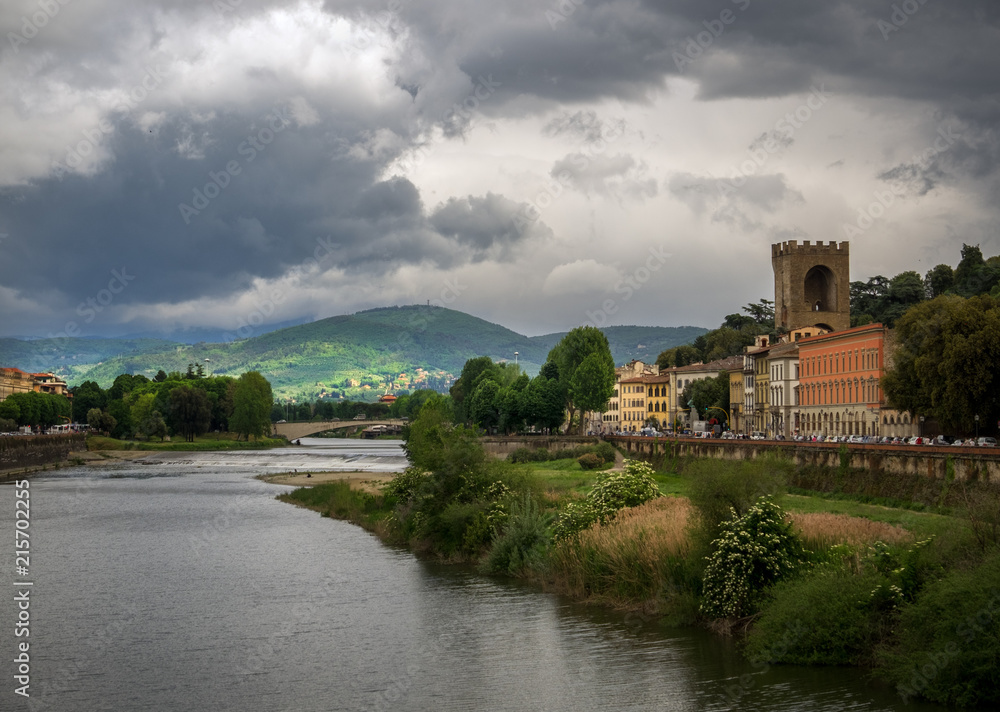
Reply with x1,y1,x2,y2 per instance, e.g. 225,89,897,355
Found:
0,439,951,711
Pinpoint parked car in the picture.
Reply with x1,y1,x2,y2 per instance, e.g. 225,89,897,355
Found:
977,437,997,447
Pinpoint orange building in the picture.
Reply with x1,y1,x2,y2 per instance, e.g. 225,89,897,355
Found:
797,323,886,437
32,373,69,397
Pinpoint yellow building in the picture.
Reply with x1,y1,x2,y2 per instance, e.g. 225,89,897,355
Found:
619,377,647,431
643,374,671,430
1,367,36,400
729,370,744,433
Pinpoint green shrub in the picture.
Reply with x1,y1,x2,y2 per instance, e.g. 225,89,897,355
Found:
700,496,805,619
382,466,427,502
588,460,661,519
508,447,550,463
687,455,791,534
482,493,552,575
430,501,490,555
578,453,603,470
746,563,895,666
553,501,600,541
883,548,1000,708
594,441,617,464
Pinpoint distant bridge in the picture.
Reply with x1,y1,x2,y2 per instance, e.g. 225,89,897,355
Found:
273,419,406,440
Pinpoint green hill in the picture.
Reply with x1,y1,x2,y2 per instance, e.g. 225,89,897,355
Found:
1,306,707,400
0,337,180,382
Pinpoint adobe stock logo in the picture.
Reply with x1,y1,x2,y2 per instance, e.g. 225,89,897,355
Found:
47,268,136,338
177,106,293,224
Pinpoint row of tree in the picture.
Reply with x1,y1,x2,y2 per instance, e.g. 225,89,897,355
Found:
852,243,1000,328
0,390,71,431
76,367,273,441
449,326,616,434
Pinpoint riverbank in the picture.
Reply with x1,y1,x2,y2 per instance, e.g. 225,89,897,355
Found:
258,470,393,493
275,436,1000,709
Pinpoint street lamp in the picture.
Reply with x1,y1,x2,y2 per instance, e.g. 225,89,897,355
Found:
976,414,980,439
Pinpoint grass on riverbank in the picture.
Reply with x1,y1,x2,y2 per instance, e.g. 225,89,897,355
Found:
278,481,398,540
277,444,1000,707
87,433,287,451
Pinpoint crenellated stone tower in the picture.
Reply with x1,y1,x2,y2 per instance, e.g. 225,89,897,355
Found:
772,240,850,333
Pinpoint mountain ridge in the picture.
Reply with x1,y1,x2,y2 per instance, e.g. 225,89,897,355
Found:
1,306,708,400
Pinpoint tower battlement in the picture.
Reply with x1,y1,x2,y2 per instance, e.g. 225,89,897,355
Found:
771,240,850,333
771,240,850,259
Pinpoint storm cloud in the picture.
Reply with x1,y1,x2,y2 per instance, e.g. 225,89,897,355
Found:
1,0,999,338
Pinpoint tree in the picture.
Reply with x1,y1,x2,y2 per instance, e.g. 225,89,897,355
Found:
230,371,274,440
130,393,157,438
548,326,615,433
523,374,565,432
403,394,484,496
954,244,986,296
883,294,1000,435
925,264,955,298
87,408,116,435
742,298,775,328
154,370,168,383
703,326,757,362
0,399,20,424
571,351,616,422
681,372,730,423
450,356,498,423
71,381,106,422
468,380,501,431
169,385,212,442
145,411,168,441
656,344,701,370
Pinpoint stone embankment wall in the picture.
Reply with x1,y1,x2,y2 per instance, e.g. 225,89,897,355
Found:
480,436,600,458
609,436,1000,484
0,434,85,479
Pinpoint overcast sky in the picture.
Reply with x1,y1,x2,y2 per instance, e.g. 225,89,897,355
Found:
2,0,999,340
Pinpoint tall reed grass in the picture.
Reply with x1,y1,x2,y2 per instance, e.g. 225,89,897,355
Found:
789,511,913,551
547,497,698,617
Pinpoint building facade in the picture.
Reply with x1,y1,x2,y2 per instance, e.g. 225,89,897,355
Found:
729,370,744,434
667,355,742,429
601,360,658,432
619,377,647,431
1,367,35,400
644,374,671,429
767,341,799,438
797,323,887,437
31,373,69,397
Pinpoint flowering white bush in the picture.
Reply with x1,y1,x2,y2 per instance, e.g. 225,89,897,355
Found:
553,459,661,541
700,495,804,619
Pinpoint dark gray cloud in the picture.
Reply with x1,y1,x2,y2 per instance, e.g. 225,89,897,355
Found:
3,0,1000,337
429,193,545,261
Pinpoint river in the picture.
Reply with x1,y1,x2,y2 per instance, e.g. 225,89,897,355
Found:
0,439,950,711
